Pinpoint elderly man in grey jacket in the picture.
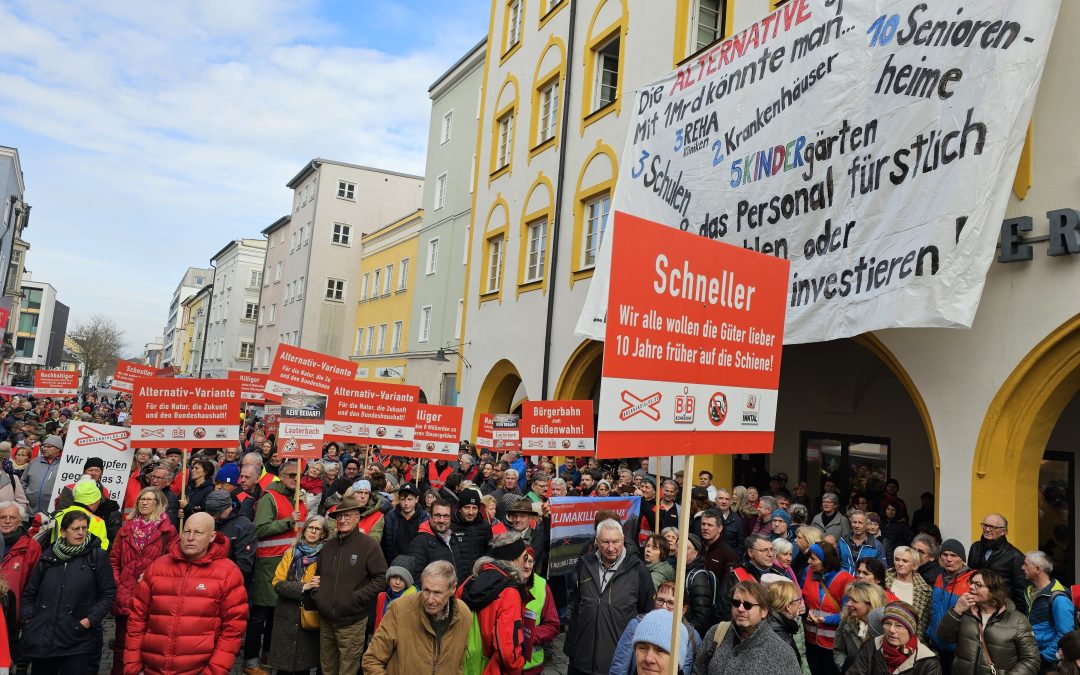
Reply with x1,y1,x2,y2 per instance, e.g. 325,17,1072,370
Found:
22,434,63,515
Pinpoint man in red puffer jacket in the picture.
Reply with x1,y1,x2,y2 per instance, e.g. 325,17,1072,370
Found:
124,512,248,675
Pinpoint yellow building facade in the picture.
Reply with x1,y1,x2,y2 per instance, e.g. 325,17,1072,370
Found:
352,210,423,388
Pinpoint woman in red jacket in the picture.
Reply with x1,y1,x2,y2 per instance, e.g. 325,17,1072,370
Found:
109,487,177,675
803,541,855,675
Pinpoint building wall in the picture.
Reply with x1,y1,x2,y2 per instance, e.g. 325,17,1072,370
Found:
182,288,211,376
352,212,422,386
202,239,267,378
13,280,57,369
46,301,68,368
163,267,212,365
408,41,486,406
255,217,292,371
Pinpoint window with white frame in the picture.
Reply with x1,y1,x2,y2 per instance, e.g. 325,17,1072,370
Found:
361,273,370,300
435,173,448,210
337,180,356,200
258,305,265,326
377,324,387,354
594,37,620,111
332,223,351,246
372,268,382,296
496,113,514,169
383,265,393,295
325,278,345,302
506,0,522,50
297,276,305,298
525,219,547,282
440,110,454,144
285,282,293,303
391,321,403,353
583,193,611,267
278,229,285,244
455,298,464,338
693,0,725,53
486,235,505,293
264,347,272,366
269,304,276,323
418,306,432,343
426,238,440,275
239,341,255,360
244,302,259,321
366,326,375,354
291,231,299,250
275,262,282,282
398,259,409,290
355,328,364,355
249,269,262,288
538,80,559,143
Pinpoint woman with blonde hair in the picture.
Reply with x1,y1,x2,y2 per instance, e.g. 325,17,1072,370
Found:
268,514,328,674
794,525,825,581
884,546,932,639
733,485,755,518
764,573,812,675
834,581,888,672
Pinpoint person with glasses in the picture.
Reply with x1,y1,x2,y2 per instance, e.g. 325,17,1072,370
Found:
936,569,1040,675
847,600,942,674
718,534,784,621
268,514,328,675
246,459,306,675
968,513,1029,614
763,574,812,673
306,493,388,675
406,499,458,584
697,580,803,673
926,539,975,673
611,581,700,675
802,541,856,675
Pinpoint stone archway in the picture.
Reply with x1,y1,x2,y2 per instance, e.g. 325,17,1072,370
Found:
472,358,524,436
554,339,603,401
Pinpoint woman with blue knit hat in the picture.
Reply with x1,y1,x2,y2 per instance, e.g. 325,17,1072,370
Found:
631,608,690,674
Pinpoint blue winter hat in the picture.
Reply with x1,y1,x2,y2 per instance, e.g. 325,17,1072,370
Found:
771,509,791,527
809,543,826,561
632,609,689,656
216,463,240,486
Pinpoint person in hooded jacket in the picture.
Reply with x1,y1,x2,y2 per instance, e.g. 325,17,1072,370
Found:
123,512,249,675
109,487,177,675
453,487,493,583
683,534,719,637
20,509,116,675
457,530,531,675
205,488,257,578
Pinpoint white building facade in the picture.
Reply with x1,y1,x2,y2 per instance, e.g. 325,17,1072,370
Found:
162,267,212,367
201,239,267,378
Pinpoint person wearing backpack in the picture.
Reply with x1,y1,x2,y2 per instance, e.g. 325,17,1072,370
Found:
1022,550,1076,673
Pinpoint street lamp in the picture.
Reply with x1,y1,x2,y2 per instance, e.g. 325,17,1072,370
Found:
432,347,471,368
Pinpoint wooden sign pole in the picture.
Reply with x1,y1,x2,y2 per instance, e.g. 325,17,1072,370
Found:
668,454,695,675
655,456,662,535
178,449,189,530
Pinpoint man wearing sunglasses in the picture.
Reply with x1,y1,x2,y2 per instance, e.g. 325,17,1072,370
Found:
967,512,1028,613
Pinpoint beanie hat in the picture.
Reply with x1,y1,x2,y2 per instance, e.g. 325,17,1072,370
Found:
940,538,967,560
502,492,523,512
43,435,64,450
386,555,415,587
809,543,826,562
83,457,105,472
640,475,656,488
73,480,102,505
352,479,372,493
216,463,240,485
458,487,483,509
771,509,791,527
882,600,918,636
687,533,704,553
204,489,233,515
632,609,689,656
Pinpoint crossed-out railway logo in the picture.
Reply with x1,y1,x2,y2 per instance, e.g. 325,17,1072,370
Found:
708,392,728,427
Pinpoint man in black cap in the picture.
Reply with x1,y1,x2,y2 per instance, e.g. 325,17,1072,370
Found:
206,488,257,578
380,482,429,564
451,487,491,583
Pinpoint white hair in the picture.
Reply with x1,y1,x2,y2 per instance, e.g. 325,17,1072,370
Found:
1025,550,1053,574
422,559,458,588
771,537,793,556
0,500,25,521
595,518,623,539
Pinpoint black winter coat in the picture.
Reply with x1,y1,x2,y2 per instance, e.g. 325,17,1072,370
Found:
407,523,458,584
183,480,215,519
967,538,1028,613
848,637,942,675
684,557,717,636
451,511,492,583
381,506,429,564
936,605,1040,675
217,512,258,578
19,535,116,659
767,611,802,662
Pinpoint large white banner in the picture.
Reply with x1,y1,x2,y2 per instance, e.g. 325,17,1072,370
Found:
52,422,133,510
577,0,1059,344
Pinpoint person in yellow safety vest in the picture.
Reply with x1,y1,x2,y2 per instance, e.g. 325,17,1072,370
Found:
52,479,110,550
521,545,560,675
245,460,305,675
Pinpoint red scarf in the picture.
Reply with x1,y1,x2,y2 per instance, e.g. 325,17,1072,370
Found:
881,635,917,673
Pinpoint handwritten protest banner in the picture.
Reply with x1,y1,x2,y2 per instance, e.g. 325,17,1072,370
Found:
578,0,1060,344
547,496,641,576
265,344,358,402
34,370,80,397
476,413,494,450
53,422,132,510
520,401,594,457
129,378,241,448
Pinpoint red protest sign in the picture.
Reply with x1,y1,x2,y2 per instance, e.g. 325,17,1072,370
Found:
264,344,358,402
521,401,594,456
263,404,281,439
277,394,326,461
33,370,80,397
228,370,268,403
596,212,788,458
129,378,241,448
476,413,494,450
395,404,463,460
323,378,419,449
113,360,159,392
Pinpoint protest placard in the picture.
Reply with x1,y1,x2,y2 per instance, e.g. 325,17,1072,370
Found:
520,401,594,457
112,360,159,392
578,0,1060,345
492,414,520,454
324,378,419,450
229,370,268,404
129,378,241,448
53,422,133,510
33,370,80,397
264,344,358,402
277,394,326,461
547,496,641,577
400,404,463,460
476,413,494,450
596,213,788,458
263,404,281,439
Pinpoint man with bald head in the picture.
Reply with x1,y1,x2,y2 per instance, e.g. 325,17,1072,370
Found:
968,511,1028,612
124,512,249,673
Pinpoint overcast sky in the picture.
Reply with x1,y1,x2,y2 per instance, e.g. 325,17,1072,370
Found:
0,0,489,354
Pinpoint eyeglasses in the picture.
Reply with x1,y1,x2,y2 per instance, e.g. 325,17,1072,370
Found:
969,581,986,590
655,597,676,609
980,523,1005,531
282,472,298,478
732,600,761,611
752,547,774,554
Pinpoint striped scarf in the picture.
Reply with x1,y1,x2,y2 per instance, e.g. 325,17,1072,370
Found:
52,537,89,562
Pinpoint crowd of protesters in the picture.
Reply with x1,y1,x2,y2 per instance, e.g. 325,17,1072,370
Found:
0,391,1079,675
